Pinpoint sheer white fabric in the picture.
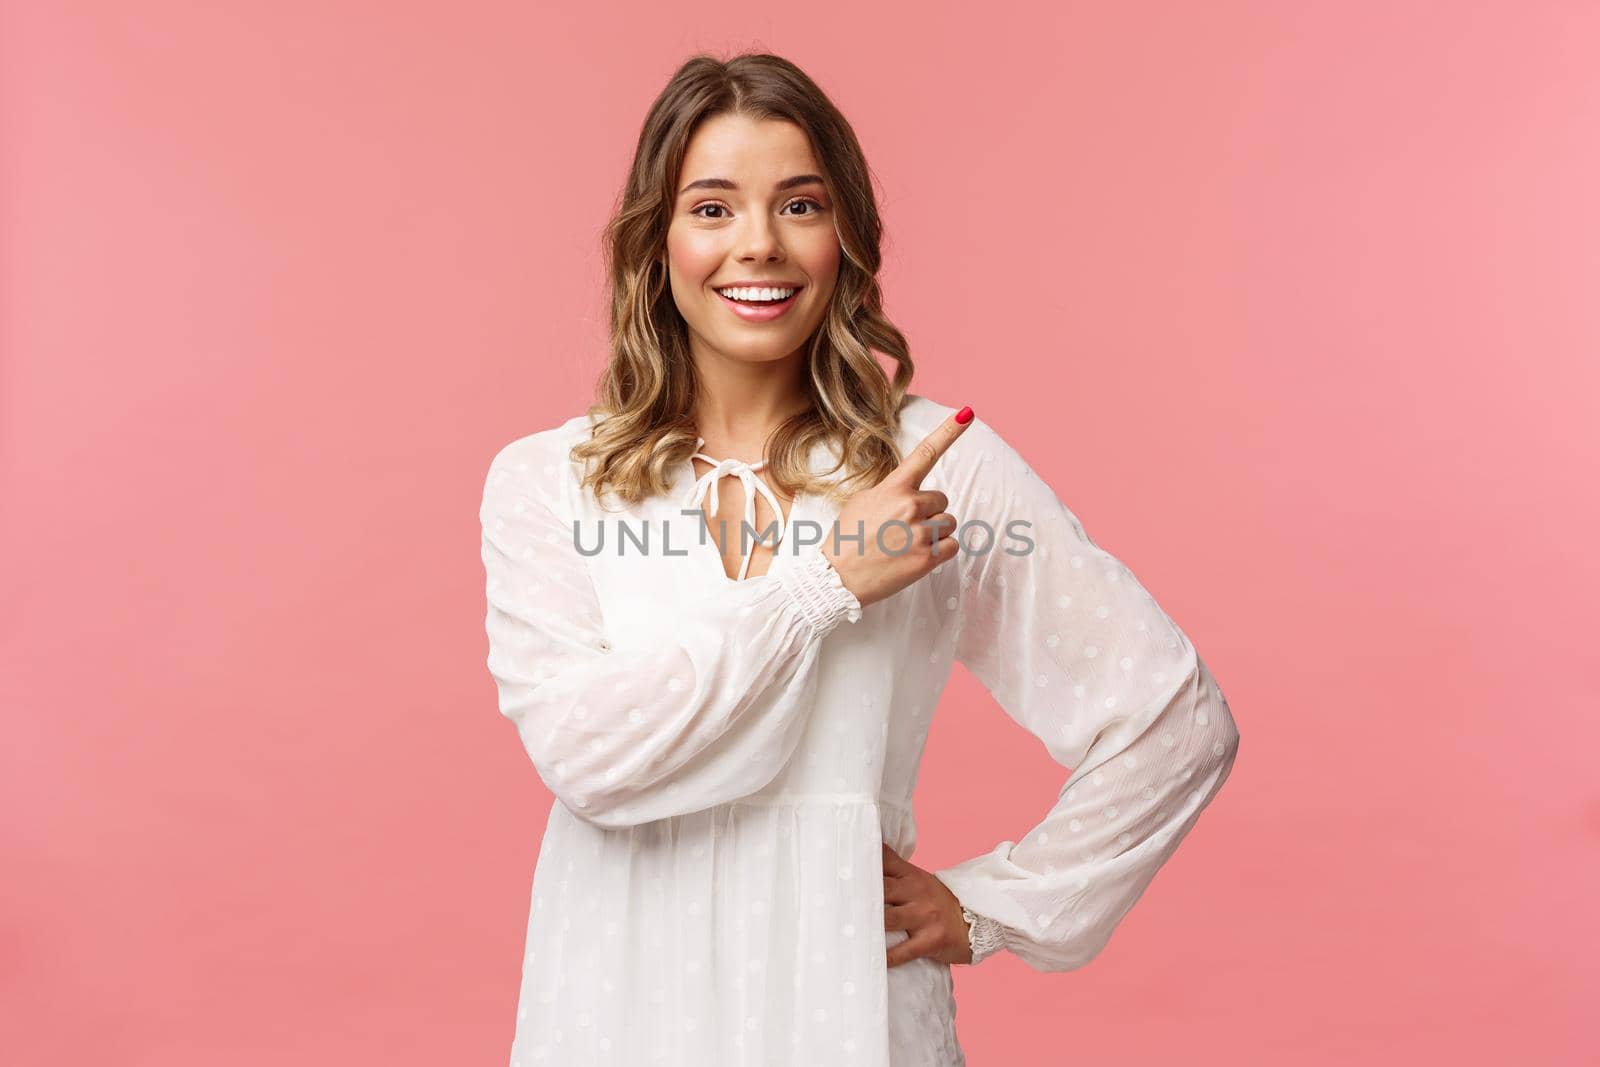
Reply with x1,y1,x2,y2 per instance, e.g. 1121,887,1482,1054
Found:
479,394,1240,1065
927,409,1242,973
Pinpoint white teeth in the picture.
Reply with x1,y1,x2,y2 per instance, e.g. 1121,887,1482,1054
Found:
716,286,796,303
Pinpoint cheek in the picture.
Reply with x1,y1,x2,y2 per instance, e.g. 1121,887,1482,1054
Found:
798,235,842,300
798,230,842,285
665,226,723,283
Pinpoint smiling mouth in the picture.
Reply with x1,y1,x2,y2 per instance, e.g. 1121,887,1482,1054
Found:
714,286,803,307
712,285,804,322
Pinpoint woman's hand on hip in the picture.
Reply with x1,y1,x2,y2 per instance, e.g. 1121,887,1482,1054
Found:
882,841,975,968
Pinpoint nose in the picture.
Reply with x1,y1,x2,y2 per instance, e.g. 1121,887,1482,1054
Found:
737,213,784,262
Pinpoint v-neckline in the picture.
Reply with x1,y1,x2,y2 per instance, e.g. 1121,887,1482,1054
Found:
681,449,801,586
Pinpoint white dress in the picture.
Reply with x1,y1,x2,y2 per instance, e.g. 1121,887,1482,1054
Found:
478,393,1241,1066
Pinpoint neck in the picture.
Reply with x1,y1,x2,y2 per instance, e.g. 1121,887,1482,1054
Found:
689,345,813,448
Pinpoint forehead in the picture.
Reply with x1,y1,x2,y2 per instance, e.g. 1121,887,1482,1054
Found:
678,113,822,183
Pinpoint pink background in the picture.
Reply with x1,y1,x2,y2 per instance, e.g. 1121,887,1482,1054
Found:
4,2,1597,1064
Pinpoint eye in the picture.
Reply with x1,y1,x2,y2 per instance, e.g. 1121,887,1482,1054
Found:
688,197,826,220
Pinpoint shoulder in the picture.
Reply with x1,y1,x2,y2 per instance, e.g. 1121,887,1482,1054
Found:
486,412,598,481
896,392,1016,485
896,392,956,439
481,412,601,520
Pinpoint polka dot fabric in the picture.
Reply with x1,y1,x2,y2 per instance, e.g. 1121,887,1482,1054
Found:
928,404,1241,975
479,394,1241,1065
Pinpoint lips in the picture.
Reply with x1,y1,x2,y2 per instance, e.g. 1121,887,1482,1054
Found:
715,287,801,322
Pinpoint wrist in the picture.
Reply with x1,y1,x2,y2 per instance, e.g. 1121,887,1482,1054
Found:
822,542,872,609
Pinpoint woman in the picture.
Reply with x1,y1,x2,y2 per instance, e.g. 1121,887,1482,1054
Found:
479,52,1240,1067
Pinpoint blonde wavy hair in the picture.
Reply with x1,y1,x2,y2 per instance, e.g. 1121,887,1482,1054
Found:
570,52,915,511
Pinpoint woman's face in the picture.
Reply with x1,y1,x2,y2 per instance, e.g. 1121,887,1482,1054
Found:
665,113,841,368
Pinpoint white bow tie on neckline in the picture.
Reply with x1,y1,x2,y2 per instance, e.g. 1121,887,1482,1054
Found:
683,435,792,581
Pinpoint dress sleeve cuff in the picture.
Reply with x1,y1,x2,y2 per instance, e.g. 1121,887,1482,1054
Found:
777,549,864,637
960,905,1008,965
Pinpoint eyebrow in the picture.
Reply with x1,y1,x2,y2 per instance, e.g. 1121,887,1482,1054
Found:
677,173,827,198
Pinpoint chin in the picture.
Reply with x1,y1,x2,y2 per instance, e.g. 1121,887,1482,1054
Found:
714,335,808,363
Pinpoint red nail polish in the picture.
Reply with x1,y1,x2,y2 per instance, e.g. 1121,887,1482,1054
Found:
955,406,973,425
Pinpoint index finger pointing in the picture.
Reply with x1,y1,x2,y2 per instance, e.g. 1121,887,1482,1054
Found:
889,405,974,489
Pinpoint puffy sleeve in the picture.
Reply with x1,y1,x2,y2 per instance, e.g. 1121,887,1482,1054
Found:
929,418,1241,972
479,433,863,829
